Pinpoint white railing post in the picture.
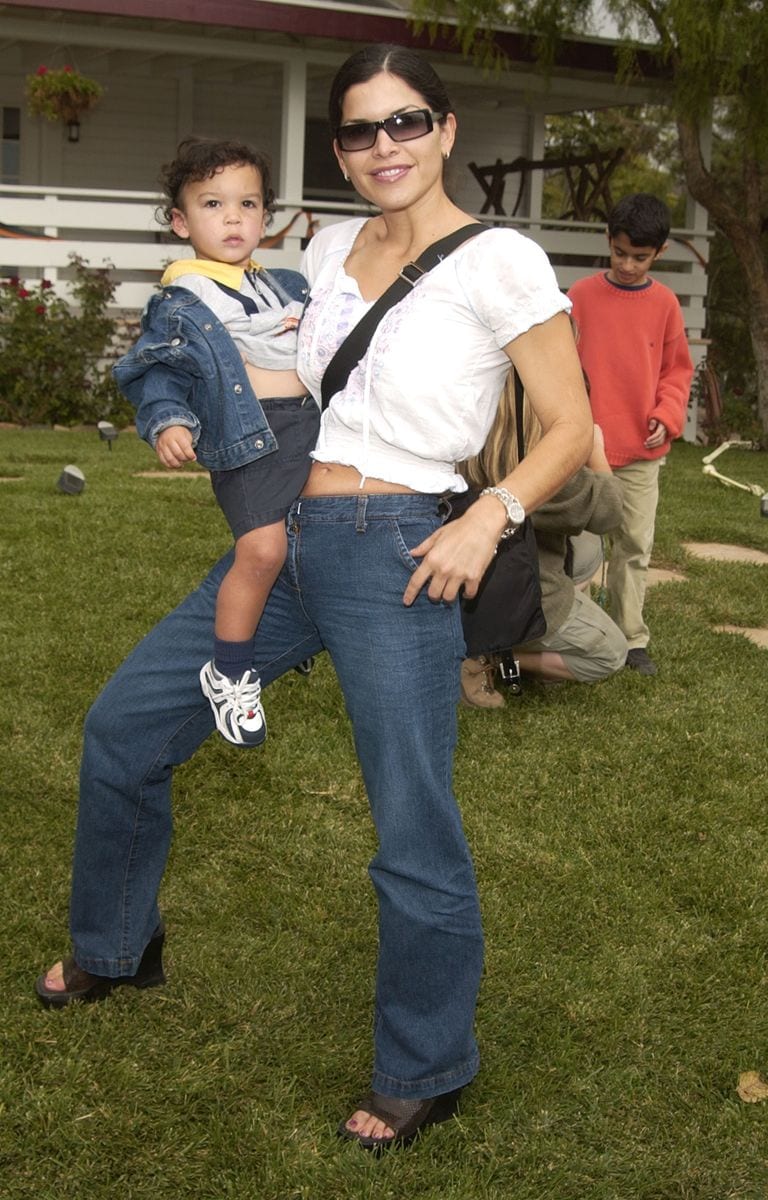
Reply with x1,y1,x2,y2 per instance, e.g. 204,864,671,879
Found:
43,192,58,285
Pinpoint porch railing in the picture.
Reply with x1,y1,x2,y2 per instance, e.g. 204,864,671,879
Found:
1,182,709,338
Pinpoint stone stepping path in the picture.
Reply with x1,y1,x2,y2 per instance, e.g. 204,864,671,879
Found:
713,624,768,649
647,566,686,586
593,542,768,651
683,541,768,566
683,542,768,651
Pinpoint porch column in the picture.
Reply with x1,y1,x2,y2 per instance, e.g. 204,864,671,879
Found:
279,58,306,208
527,110,546,230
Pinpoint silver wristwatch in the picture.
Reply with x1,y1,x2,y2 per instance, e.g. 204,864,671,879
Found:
479,486,525,539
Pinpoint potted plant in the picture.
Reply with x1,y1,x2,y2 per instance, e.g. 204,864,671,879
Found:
25,65,103,136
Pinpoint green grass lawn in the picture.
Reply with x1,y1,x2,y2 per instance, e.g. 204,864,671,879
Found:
1,428,767,1199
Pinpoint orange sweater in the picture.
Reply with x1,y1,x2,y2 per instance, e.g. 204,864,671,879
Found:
568,272,694,467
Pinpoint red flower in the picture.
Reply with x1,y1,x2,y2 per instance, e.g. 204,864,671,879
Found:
41,279,53,290
35,305,46,315
35,65,48,76
63,65,73,73
17,287,30,298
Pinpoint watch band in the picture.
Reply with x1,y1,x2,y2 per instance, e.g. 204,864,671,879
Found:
479,486,525,539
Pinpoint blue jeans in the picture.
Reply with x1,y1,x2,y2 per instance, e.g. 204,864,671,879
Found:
70,493,483,1099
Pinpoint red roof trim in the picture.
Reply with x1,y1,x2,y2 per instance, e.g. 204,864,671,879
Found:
3,0,662,76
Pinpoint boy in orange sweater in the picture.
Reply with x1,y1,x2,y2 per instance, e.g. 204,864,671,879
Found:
568,193,694,675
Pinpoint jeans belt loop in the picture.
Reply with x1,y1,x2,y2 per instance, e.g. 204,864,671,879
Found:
355,495,368,533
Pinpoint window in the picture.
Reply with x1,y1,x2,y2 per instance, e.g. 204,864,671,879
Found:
302,117,351,204
2,106,20,183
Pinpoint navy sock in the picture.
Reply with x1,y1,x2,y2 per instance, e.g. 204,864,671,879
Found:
213,637,256,681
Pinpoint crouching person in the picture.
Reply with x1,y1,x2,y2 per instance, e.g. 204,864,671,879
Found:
461,420,627,706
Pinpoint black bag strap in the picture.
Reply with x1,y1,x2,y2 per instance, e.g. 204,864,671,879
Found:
320,222,489,409
514,368,526,461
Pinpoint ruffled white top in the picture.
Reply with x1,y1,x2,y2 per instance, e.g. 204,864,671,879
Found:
298,218,570,494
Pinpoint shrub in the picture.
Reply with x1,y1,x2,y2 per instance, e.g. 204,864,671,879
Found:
0,255,130,426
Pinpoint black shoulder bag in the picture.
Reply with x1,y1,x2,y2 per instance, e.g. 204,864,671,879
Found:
447,368,546,657
318,222,545,658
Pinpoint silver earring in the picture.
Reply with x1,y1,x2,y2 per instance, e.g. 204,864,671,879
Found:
343,170,349,181
443,151,450,161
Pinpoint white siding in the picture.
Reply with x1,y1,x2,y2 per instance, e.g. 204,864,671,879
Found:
60,75,180,191
450,94,531,216
192,65,284,174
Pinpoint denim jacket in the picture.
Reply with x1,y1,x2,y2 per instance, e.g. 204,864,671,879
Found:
113,267,308,471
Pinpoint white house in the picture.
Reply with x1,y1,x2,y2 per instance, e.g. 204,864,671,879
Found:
0,0,709,431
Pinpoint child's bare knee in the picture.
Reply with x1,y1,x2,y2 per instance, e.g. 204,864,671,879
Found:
235,527,286,576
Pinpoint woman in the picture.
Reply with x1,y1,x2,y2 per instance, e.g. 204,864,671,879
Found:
36,44,592,1149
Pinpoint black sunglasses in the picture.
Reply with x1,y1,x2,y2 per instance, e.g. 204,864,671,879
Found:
336,109,445,153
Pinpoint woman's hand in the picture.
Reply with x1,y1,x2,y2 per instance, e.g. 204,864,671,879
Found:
402,497,505,606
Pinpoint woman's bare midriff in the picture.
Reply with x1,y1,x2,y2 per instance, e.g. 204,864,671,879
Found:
244,363,307,399
301,461,417,496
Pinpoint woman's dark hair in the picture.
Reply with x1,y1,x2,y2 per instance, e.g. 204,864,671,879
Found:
328,44,454,132
159,137,276,226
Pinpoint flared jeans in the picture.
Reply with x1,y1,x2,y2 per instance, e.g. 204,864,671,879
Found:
69,493,483,1099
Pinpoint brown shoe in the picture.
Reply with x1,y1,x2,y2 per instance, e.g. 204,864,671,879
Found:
460,657,505,709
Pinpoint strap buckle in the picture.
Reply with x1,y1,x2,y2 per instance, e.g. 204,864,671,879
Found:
399,261,426,287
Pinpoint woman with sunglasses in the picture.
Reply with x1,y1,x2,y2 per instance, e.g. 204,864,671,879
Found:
35,44,592,1150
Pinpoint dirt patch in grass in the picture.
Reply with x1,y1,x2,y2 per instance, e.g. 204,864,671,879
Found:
132,470,208,479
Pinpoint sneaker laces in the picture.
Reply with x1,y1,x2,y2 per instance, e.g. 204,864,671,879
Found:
227,672,262,719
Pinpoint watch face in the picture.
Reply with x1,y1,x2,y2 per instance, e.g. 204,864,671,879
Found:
481,486,525,529
495,489,524,524
508,496,525,524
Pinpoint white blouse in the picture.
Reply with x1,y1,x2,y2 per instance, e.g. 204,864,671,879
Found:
298,218,570,493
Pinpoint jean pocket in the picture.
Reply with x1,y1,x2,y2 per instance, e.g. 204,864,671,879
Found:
389,516,441,573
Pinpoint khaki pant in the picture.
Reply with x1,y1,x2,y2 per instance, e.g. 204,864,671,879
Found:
607,458,661,649
519,587,628,682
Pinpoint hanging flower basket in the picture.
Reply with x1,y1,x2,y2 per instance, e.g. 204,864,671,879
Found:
25,65,103,125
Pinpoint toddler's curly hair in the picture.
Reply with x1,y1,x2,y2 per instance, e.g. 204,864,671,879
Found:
159,137,275,227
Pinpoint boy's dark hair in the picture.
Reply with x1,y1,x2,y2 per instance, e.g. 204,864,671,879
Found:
607,193,670,250
159,137,276,227
328,43,453,133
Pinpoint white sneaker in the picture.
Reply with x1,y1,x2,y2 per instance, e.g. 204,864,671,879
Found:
199,661,267,747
